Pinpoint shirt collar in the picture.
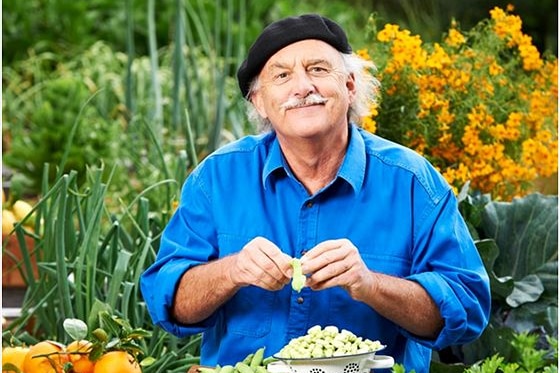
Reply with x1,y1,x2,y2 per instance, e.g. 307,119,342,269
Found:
262,125,366,193
262,133,285,189
338,124,366,193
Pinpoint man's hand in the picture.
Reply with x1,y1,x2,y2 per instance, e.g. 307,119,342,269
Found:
229,236,293,290
174,236,292,324
301,238,375,300
302,238,444,338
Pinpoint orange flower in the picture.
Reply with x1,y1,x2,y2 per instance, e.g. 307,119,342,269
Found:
364,7,557,200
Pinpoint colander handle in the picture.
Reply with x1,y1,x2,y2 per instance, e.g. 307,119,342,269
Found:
360,355,395,370
266,361,293,373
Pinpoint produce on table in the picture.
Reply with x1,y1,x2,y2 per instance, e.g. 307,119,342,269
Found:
22,340,68,373
1,345,30,372
2,341,141,373
11,200,34,222
290,258,306,292
2,315,150,373
66,340,95,373
2,209,17,235
276,325,383,359
1,193,35,235
93,351,141,373
198,347,276,373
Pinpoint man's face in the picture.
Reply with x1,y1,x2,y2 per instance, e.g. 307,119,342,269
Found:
251,40,355,140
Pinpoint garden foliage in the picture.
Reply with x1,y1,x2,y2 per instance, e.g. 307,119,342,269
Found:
457,191,558,365
2,164,201,373
2,43,124,192
1,3,557,373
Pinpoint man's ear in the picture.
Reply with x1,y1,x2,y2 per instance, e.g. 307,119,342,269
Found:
346,72,357,103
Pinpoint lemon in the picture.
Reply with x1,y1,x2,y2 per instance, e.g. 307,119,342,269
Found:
2,209,17,235
12,200,34,222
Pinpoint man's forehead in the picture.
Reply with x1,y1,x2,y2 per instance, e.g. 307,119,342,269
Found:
262,40,342,68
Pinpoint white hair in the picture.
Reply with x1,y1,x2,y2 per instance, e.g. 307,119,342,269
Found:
244,52,380,132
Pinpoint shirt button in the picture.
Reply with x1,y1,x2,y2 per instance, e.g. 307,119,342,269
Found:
306,201,313,208
297,297,304,304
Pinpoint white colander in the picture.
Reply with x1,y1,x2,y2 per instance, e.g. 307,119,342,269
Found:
266,351,394,373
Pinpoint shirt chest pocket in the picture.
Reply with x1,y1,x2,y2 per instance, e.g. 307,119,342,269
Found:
223,287,276,337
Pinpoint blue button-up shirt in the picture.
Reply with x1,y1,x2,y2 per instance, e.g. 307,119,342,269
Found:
140,125,491,373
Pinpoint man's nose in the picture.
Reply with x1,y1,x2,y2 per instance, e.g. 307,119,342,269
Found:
292,70,316,97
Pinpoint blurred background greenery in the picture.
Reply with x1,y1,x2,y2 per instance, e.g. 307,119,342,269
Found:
3,0,557,200
2,0,557,248
3,0,558,66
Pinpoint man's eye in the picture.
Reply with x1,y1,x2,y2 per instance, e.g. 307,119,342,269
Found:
309,66,329,74
275,72,289,80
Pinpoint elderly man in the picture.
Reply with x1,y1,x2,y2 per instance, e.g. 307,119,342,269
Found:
140,14,491,373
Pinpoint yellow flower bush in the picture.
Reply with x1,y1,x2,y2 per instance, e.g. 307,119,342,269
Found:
361,6,558,200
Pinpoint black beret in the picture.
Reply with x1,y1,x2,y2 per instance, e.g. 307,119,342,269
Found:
236,14,352,99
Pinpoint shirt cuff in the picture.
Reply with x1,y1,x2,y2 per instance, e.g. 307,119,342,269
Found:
140,259,214,337
405,272,470,350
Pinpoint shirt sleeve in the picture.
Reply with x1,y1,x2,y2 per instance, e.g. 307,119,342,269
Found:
140,167,220,337
405,189,491,350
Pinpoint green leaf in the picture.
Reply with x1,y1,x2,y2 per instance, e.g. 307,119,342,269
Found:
456,181,471,202
460,325,516,365
506,274,544,308
140,356,157,367
106,337,121,349
98,311,122,338
546,307,558,334
89,343,104,361
535,261,558,302
2,363,23,373
63,318,88,341
87,299,112,332
430,360,466,373
504,303,558,335
476,239,500,271
127,329,152,339
482,193,558,280
475,239,514,299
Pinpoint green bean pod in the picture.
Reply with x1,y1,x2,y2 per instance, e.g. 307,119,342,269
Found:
235,362,254,373
250,347,265,369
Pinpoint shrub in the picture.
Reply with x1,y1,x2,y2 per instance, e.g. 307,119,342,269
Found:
2,42,125,193
361,6,558,200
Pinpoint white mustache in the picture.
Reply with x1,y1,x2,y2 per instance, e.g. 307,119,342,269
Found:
280,93,328,110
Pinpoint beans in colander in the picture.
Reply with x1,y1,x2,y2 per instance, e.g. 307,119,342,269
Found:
277,325,382,359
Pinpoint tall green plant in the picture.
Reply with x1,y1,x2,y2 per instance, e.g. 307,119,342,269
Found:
2,162,201,371
2,99,201,367
177,0,252,153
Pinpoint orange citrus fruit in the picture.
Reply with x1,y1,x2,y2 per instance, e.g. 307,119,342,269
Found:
2,345,30,372
93,351,142,373
66,340,95,373
23,340,68,373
